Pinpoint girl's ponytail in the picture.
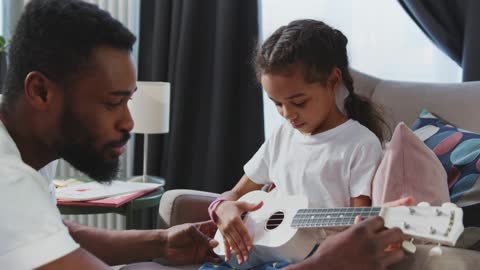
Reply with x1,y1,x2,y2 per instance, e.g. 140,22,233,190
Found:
340,66,390,143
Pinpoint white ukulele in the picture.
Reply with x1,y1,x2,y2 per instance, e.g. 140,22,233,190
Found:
213,190,464,269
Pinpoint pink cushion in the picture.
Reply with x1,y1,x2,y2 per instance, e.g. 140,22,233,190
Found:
372,122,450,206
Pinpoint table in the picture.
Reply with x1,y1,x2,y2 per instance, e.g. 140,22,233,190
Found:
57,177,165,230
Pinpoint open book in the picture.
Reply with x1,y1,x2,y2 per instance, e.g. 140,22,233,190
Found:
56,188,160,208
55,180,162,201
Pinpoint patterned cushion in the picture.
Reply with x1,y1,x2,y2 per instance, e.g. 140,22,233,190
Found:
411,109,480,208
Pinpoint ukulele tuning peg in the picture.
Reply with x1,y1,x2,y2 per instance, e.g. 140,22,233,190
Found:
402,238,416,254
428,243,443,256
417,202,430,207
441,202,458,209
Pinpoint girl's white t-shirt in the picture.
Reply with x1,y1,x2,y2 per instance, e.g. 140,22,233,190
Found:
244,119,382,208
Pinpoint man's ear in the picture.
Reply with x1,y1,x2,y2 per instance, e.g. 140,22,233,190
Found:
24,71,57,111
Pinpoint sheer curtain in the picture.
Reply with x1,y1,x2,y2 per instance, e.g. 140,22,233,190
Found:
0,0,3,35
261,0,462,136
3,0,139,60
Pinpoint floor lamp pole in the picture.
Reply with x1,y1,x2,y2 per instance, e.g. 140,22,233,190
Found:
143,134,148,182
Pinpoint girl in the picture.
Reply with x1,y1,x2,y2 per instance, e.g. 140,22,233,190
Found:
209,19,389,266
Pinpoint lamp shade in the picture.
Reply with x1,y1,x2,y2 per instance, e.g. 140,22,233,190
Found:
129,81,170,134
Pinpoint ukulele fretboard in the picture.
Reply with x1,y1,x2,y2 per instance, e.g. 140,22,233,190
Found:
291,207,382,228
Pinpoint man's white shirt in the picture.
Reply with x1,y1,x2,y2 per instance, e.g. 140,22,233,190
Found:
0,121,79,270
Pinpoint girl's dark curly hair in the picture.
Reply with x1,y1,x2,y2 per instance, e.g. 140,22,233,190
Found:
255,19,389,142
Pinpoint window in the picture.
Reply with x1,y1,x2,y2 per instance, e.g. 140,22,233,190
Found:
0,0,4,36
261,0,462,136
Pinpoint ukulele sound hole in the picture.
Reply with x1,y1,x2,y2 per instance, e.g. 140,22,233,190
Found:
266,211,284,231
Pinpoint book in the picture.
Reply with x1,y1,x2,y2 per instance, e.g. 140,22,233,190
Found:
55,180,162,201
53,178,83,188
56,188,160,208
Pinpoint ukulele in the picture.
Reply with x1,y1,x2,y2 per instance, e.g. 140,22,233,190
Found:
213,190,464,269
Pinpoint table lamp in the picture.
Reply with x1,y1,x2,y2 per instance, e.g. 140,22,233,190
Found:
128,81,170,183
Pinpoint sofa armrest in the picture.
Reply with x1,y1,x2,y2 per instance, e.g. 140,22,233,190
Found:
158,189,219,229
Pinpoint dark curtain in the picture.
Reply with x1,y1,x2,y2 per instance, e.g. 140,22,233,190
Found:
136,0,264,193
0,52,6,93
399,0,480,227
398,0,480,81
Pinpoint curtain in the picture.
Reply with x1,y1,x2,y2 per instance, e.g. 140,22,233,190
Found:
399,0,480,82
137,0,264,193
2,0,24,39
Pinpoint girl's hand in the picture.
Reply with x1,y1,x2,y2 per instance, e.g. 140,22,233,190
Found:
215,200,263,264
383,197,415,207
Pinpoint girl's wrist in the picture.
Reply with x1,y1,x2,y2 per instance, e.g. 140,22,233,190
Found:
208,198,226,224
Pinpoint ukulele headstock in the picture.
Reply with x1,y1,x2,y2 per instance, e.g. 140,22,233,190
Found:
381,202,464,246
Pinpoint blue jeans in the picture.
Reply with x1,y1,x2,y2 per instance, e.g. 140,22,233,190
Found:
199,261,290,270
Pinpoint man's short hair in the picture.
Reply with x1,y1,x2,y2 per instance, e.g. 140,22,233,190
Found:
1,0,136,114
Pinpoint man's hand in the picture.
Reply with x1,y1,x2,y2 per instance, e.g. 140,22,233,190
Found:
290,217,405,270
161,221,220,265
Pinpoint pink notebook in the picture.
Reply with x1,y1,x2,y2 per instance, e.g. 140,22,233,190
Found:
57,188,159,208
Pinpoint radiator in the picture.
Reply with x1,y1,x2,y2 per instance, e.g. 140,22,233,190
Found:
62,213,126,230
57,0,140,230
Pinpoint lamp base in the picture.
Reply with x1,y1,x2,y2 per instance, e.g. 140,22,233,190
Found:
128,175,165,186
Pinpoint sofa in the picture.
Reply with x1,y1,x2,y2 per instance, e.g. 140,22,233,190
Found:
121,69,480,269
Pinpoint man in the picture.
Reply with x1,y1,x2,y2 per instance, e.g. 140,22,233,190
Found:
0,1,219,269
0,0,406,269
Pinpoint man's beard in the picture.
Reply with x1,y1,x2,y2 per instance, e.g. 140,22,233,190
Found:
57,107,130,182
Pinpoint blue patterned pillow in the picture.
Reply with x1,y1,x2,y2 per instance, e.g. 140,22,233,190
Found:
411,109,480,208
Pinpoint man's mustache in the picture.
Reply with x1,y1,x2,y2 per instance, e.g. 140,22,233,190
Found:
107,132,131,148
